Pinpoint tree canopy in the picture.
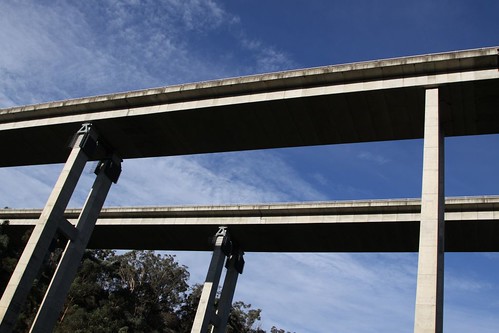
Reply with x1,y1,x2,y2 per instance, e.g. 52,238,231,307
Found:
0,226,293,332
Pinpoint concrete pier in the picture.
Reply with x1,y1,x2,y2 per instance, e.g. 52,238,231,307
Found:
191,227,230,333
212,250,244,333
0,125,120,333
414,89,445,333
191,227,244,333
0,125,95,333
29,157,121,333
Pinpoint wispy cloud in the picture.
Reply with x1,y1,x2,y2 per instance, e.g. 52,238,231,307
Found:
357,151,390,165
92,150,326,207
0,151,326,209
234,253,418,332
0,0,294,107
0,0,304,221
0,165,60,208
446,276,491,292
239,36,296,73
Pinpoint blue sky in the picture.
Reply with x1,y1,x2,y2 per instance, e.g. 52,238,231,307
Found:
1,1,499,332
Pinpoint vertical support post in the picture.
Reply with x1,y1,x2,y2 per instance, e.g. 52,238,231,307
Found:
191,227,230,333
0,124,97,333
29,157,121,333
414,88,445,333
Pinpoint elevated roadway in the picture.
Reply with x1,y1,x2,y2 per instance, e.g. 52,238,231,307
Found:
2,196,499,252
0,47,498,167
2,47,499,333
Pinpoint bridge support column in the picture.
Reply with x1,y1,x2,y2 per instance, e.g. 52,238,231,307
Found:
212,249,244,333
191,227,244,333
0,123,120,333
29,156,121,332
414,88,445,333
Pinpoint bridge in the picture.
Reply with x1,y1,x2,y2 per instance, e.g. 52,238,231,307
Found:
3,196,499,253
1,47,498,166
1,46,499,333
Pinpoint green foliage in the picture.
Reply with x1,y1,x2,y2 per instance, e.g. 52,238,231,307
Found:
270,327,296,333
227,301,264,333
0,223,61,332
0,231,293,333
54,250,190,332
0,221,20,292
53,250,274,332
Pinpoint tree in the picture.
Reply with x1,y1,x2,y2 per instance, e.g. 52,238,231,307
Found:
55,250,190,332
0,222,65,332
270,327,296,333
54,250,127,333
0,221,15,291
227,301,264,333
176,283,203,332
0,239,289,333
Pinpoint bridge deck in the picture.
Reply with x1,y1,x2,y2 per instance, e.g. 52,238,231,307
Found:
0,47,498,167
3,196,499,252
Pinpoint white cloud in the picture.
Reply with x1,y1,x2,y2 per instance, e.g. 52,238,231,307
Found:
0,149,327,208
358,151,390,165
0,165,59,208
98,150,327,207
234,253,418,332
311,172,328,186
0,0,294,107
446,275,492,293
239,34,296,73
481,253,499,260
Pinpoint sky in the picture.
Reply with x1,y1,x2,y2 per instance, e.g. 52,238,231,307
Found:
1,0,499,332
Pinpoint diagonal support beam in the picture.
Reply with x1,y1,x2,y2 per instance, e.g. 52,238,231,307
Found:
29,156,121,333
212,249,245,333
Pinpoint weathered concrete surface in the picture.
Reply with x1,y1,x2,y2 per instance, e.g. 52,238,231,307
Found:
3,196,499,252
414,88,445,333
0,47,498,167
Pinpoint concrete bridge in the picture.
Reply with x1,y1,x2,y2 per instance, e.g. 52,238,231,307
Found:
1,47,498,166
1,46,499,333
3,196,499,253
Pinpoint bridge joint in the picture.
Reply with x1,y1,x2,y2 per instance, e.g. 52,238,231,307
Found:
58,219,78,242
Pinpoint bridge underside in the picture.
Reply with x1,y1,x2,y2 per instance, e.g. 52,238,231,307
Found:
86,219,499,252
2,80,499,167
1,49,498,167
3,197,499,252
